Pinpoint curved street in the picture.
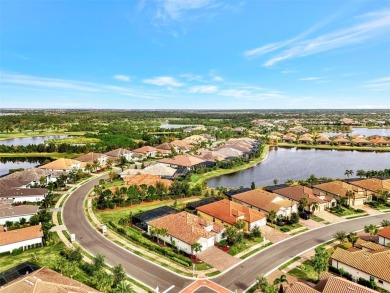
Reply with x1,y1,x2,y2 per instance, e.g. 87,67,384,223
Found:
63,175,390,292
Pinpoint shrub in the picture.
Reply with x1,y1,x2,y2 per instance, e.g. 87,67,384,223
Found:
280,227,290,232
358,278,377,289
290,212,300,224
11,247,23,256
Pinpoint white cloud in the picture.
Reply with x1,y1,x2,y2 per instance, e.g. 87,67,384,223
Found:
180,73,204,81
300,77,321,81
364,76,390,91
244,9,390,67
219,88,283,101
153,0,219,21
113,74,131,82
189,85,218,93
209,71,223,82
142,76,183,87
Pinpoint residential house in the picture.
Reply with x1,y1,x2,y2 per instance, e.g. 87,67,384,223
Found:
132,206,178,231
348,178,390,194
286,273,377,293
0,205,39,225
104,148,133,162
195,150,228,163
75,152,111,169
132,146,160,158
313,181,369,206
1,168,54,186
378,227,390,247
0,225,43,254
0,180,48,203
298,135,313,144
120,163,177,179
39,158,84,172
282,134,297,143
123,174,173,189
330,247,390,291
316,136,331,145
196,199,267,231
369,137,390,146
232,189,296,218
289,126,309,133
147,211,224,254
159,155,208,170
273,185,337,212
332,135,351,146
352,138,372,146
0,266,98,293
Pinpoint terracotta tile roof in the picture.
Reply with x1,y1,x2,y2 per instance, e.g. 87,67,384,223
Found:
0,187,48,199
333,136,350,143
232,189,293,213
274,185,326,204
316,136,331,142
314,181,358,197
0,225,43,246
286,282,320,293
104,148,132,157
75,152,106,163
355,238,387,251
170,140,194,150
196,199,266,225
132,146,159,154
331,247,390,282
1,168,52,183
148,211,224,245
123,174,173,188
378,227,390,240
155,142,175,151
213,147,243,158
349,178,390,192
317,273,377,293
370,137,390,144
121,163,177,178
159,155,206,167
352,138,372,144
195,151,228,162
0,267,98,293
39,158,82,171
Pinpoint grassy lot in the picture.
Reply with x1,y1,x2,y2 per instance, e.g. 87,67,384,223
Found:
330,206,366,217
272,222,302,232
103,179,126,188
46,137,100,145
278,142,390,152
227,236,264,256
311,215,325,222
279,256,301,270
0,152,81,159
239,242,273,259
288,260,318,283
0,131,86,141
189,145,269,187
290,228,309,236
97,198,200,224
368,202,390,211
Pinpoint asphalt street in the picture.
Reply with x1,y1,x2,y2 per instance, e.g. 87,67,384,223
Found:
63,175,390,292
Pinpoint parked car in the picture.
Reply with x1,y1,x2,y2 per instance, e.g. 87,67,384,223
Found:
300,212,311,220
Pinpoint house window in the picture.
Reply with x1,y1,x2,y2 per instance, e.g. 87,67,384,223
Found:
378,280,383,284
370,276,375,282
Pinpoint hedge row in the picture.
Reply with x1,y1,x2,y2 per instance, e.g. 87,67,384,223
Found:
108,221,192,267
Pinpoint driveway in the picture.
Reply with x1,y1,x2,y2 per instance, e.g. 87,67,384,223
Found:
197,246,240,272
261,225,290,243
315,210,345,223
299,219,324,229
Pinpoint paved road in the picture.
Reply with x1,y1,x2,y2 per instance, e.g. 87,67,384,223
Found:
63,176,390,292
63,175,193,293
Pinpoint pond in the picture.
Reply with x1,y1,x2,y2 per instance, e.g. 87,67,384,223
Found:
323,128,390,137
207,147,390,188
160,124,201,129
0,135,68,146
0,157,50,177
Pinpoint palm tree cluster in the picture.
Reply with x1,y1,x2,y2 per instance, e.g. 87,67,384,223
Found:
256,274,289,293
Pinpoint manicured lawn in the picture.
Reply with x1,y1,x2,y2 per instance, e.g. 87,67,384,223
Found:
311,215,325,222
273,222,302,232
288,260,318,282
227,236,264,256
330,206,366,217
97,198,199,224
368,202,390,210
102,179,126,188
279,256,301,270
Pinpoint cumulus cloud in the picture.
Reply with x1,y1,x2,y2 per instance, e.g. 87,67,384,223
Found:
189,85,218,93
142,76,183,87
113,74,131,82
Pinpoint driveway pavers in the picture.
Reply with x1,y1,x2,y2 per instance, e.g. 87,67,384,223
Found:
315,210,345,223
197,246,240,272
261,225,290,243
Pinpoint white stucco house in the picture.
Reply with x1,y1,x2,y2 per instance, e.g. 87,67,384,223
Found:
0,225,43,254
147,211,225,255
0,205,39,225
378,227,390,247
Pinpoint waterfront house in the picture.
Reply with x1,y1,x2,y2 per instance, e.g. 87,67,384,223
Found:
159,154,208,170
1,168,54,186
330,247,390,291
273,185,336,211
313,181,369,206
232,189,296,218
316,136,331,145
0,225,43,254
120,163,177,179
39,158,84,172
332,135,351,146
369,137,390,146
147,211,224,254
196,199,267,231
75,152,111,169
352,137,372,146
123,174,173,189
347,178,390,194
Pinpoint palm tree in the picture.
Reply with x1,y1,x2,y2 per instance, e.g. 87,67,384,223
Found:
93,270,113,292
381,220,390,227
364,224,379,242
191,242,202,261
85,163,93,174
112,281,134,293
333,231,347,243
344,169,354,178
348,232,359,247
268,210,277,226
345,190,355,207
273,274,289,293
310,202,320,215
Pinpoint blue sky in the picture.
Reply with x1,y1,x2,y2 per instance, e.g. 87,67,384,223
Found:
1,0,390,109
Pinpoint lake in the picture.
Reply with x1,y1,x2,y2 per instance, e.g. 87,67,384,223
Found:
160,124,201,129
0,135,68,146
207,147,390,188
323,127,390,137
0,157,49,177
